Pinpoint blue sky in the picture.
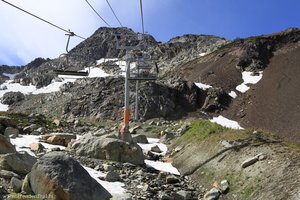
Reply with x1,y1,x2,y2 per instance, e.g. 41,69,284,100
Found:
1,0,299,66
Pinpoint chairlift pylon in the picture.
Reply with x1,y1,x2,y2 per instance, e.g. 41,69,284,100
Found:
54,32,90,77
128,51,158,81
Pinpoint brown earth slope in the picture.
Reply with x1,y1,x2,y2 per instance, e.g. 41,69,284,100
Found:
177,28,300,144
226,41,300,143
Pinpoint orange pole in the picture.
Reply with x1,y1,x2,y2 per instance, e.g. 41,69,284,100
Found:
124,108,130,125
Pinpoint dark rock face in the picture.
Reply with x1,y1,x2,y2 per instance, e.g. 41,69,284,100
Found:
60,77,204,121
236,28,300,72
1,91,25,105
201,87,231,112
139,81,204,120
29,152,112,200
8,76,208,121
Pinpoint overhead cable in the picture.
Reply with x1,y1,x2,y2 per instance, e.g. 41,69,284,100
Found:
106,0,123,27
0,0,86,40
139,0,145,34
84,0,111,27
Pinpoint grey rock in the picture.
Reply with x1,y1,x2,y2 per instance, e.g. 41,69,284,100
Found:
4,127,19,138
203,188,220,200
103,164,117,172
21,173,34,195
0,169,20,179
158,191,173,200
72,133,144,165
0,152,37,175
172,190,192,200
177,124,190,136
151,145,162,153
105,171,121,182
166,174,180,184
256,153,267,161
29,152,112,200
0,134,16,154
221,140,241,148
1,91,25,105
158,172,168,180
34,127,47,135
159,132,174,143
93,128,107,136
132,134,149,144
220,180,229,193
10,177,23,193
241,156,258,168
129,126,142,134
23,124,38,134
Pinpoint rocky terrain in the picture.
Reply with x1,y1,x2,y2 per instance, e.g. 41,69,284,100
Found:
0,27,300,200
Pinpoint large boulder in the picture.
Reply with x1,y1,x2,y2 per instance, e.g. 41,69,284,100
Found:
4,127,19,138
72,133,144,165
0,134,16,154
29,152,112,200
0,152,36,175
1,91,25,105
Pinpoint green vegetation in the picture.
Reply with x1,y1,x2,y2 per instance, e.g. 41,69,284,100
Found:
284,141,300,152
196,168,258,199
174,119,250,145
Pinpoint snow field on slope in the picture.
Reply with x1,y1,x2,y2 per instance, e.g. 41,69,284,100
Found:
236,71,263,93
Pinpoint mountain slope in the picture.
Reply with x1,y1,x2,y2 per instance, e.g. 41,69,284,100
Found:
177,28,300,143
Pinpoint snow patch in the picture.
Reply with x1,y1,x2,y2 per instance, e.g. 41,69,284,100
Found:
138,138,180,175
210,116,243,130
96,58,118,65
137,137,168,156
199,52,207,57
194,82,212,90
145,160,180,175
236,71,263,93
83,166,126,196
86,67,110,78
10,135,66,157
229,91,237,98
